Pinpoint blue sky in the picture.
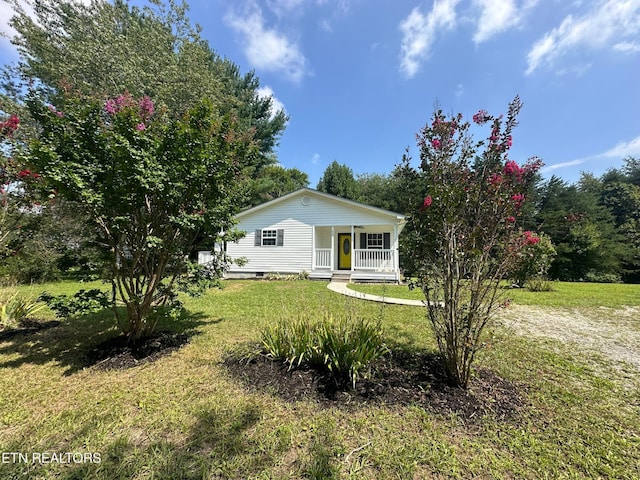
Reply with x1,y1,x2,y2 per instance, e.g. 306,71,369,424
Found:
1,0,639,187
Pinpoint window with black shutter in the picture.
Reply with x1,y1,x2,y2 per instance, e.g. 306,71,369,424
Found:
256,229,284,246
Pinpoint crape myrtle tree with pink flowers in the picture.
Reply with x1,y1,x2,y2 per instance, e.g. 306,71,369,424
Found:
24,90,258,341
404,96,544,388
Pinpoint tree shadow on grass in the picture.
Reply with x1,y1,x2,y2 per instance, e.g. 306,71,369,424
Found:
0,307,211,375
0,401,275,480
91,404,269,480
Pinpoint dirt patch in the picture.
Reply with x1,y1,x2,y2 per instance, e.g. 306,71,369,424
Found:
0,319,61,341
86,331,190,371
223,350,527,421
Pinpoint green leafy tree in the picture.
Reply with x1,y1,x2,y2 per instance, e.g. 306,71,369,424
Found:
404,97,543,388
1,199,107,283
4,0,286,155
600,159,640,281
1,0,288,284
316,160,359,200
247,165,309,207
2,0,287,211
536,175,621,280
355,173,394,210
24,91,258,340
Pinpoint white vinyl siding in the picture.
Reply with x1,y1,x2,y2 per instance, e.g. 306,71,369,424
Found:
226,190,404,275
229,219,311,273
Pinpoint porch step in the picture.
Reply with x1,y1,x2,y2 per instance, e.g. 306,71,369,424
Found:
330,272,352,283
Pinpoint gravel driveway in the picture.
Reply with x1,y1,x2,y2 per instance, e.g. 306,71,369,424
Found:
499,305,640,386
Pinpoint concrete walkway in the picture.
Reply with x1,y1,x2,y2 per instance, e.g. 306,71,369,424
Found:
327,281,426,307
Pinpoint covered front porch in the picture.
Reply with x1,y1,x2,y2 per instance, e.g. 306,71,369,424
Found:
308,224,401,283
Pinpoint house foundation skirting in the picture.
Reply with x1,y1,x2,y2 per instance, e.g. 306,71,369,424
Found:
223,269,399,283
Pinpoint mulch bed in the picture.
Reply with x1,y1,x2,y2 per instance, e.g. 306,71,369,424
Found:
0,319,61,340
223,350,528,421
86,331,190,371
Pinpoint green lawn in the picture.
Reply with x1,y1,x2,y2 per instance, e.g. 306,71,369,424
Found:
348,281,640,308
1,280,639,479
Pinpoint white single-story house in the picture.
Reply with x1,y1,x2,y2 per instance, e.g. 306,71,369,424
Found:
201,188,406,282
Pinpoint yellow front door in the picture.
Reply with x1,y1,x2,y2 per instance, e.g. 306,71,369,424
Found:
338,233,351,270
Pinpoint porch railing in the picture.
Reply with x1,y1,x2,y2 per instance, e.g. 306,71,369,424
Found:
315,248,332,269
353,249,394,270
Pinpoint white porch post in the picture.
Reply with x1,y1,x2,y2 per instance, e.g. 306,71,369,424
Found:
393,223,400,281
350,225,355,271
311,226,316,271
330,226,335,271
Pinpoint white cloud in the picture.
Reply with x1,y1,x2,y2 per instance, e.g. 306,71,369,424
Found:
399,0,460,78
267,0,306,13
0,1,34,53
543,135,640,172
541,159,585,172
226,5,308,83
256,86,286,119
472,0,538,43
0,0,96,54
319,18,332,32
604,135,640,158
614,41,640,53
311,153,320,165
526,0,640,75
473,0,520,43
266,0,309,18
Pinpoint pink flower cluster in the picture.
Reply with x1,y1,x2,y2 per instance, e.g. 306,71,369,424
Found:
511,193,524,208
472,109,490,125
420,195,433,210
488,173,503,186
503,160,524,179
105,94,134,115
138,96,154,120
489,127,499,144
489,160,542,203
523,231,540,245
48,105,64,118
105,93,155,130
504,158,543,181
430,114,461,136
18,169,40,179
0,114,20,137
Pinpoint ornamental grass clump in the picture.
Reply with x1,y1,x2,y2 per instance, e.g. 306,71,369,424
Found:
261,312,388,388
0,289,45,329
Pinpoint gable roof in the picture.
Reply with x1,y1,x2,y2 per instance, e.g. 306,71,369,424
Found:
237,188,406,222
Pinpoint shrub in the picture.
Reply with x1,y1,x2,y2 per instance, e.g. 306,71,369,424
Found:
583,271,622,284
511,232,556,287
39,288,110,318
261,312,388,388
0,289,46,328
263,271,309,281
526,277,555,292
